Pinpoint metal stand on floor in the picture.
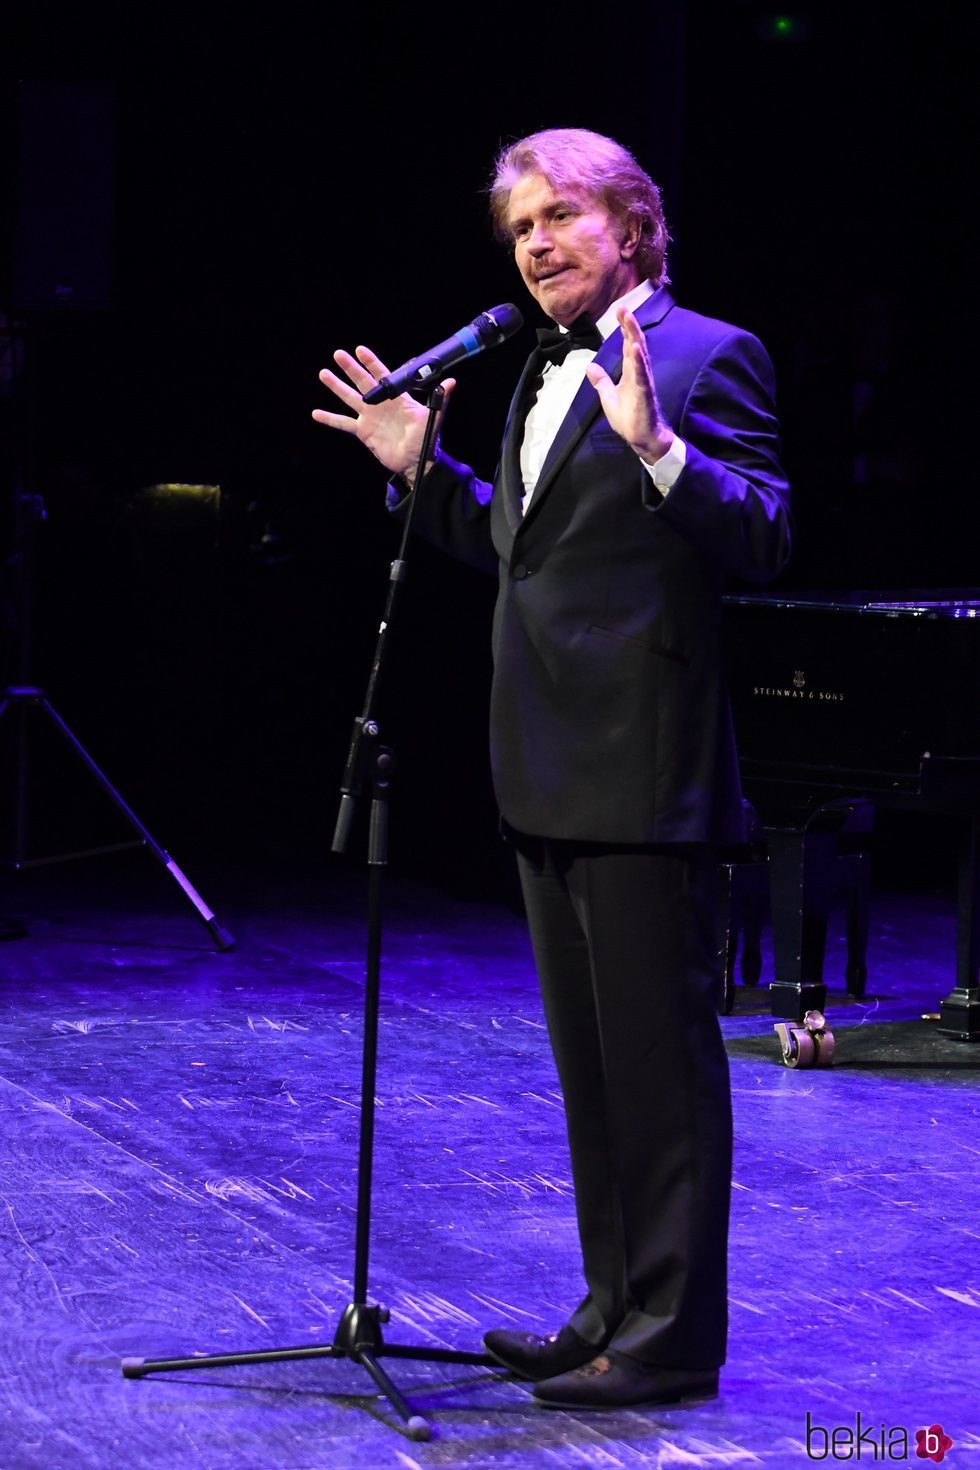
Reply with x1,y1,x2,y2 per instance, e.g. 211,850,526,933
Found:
0,684,235,951
121,383,492,1441
1,314,233,951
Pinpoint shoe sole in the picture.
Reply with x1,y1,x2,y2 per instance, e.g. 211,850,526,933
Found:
532,1382,719,1410
483,1343,601,1383
483,1344,538,1380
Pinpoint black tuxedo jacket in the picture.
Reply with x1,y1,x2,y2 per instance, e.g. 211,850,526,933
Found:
400,286,792,846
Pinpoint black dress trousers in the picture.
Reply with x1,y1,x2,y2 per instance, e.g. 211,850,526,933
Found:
513,834,732,1370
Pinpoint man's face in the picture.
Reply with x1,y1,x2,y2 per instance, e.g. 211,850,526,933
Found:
506,172,641,326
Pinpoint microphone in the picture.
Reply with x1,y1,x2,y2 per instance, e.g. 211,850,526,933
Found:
362,304,524,404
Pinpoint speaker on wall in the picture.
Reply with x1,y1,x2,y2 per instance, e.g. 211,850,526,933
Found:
12,80,115,313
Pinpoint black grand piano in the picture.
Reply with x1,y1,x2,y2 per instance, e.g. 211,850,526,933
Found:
722,589,980,1040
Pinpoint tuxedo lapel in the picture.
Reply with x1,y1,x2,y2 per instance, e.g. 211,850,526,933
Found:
517,286,677,529
496,348,547,537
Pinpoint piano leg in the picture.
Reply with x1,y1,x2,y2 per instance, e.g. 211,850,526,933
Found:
938,815,980,1040
717,801,769,1014
717,851,768,1015
738,884,766,989
766,827,831,1021
841,825,873,1000
718,862,739,1016
764,800,875,1023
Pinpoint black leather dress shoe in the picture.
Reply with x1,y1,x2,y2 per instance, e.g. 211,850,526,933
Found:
482,1324,601,1381
532,1350,719,1409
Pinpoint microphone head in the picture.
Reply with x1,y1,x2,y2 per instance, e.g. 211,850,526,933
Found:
478,303,524,343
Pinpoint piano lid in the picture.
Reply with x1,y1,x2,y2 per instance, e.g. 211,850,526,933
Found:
725,587,980,617
721,587,980,805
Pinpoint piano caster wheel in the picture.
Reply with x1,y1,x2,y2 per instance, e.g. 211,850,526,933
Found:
774,1009,835,1068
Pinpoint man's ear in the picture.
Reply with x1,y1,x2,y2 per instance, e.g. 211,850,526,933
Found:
620,211,642,260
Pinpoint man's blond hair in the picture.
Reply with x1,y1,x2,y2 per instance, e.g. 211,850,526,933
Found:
488,127,670,286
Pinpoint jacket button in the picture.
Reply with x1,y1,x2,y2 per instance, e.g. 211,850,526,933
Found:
512,563,530,580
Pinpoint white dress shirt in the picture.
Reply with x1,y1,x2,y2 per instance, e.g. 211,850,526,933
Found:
520,278,687,515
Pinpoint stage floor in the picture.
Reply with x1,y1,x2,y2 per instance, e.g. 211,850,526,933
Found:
1,852,977,1468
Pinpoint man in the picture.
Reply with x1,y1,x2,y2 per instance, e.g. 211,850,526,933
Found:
314,127,791,1409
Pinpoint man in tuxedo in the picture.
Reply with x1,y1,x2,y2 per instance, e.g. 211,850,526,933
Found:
314,127,791,1409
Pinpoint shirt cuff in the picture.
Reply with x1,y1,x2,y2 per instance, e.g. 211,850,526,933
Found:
386,475,412,509
640,435,687,494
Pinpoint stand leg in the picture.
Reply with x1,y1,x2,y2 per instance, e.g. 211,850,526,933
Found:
121,1308,434,1442
356,1351,431,1441
332,1303,429,1439
121,1330,491,1442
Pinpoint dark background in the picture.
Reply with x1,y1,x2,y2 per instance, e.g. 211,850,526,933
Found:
0,3,969,904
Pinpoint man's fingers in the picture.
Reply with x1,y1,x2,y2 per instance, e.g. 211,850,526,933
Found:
318,366,365,411
353,344,392,379
619,310,653,367
315,352,457,450
329,348,377,396
329,345,393,398
617,306,641,338
311,407,359,432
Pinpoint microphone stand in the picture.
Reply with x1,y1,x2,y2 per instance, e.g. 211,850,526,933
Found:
121,382,492,1442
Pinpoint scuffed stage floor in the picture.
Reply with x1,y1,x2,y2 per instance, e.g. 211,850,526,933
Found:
0,852,977,1468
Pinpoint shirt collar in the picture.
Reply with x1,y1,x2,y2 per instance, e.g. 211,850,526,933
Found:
594,278,657,340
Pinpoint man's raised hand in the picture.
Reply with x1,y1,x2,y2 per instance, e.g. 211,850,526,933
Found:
313,344,455,487
584,307,674,465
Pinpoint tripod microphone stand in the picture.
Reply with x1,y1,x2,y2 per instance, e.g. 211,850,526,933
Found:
0,313,234,950
121,382,492,1441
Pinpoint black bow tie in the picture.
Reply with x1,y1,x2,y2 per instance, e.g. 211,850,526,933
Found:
536,314,603,363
